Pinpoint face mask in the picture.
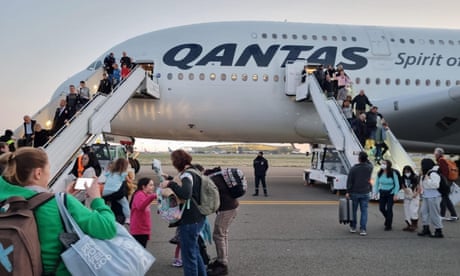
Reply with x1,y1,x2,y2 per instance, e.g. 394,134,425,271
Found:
381,164,387,170
405,173,411,178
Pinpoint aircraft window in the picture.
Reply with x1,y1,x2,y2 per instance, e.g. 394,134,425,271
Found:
352,37,357,42
199,73,205,80
435,80,441,86
429,39,435,45
409,39,415,44
390,38,395,43
312,35,318,40
274,75,279,82
242,74,248,81
355,77,360,84
375,78,381,85
385,78,391,85
188,73,194,80
395,79,401,85
272,33,277,39
167,73,173,80
262,33,267,39
263,74,269,81
439,40,445,45
221,73,226,81
302,34,308,40
210,73,216,80
178,73,184,80
341,36,347,42
365,78,371,85
400,38,405,44
448,40,454,45
282,34,288,39
446,80,451,86
332,36,337,41
231,73,237,81
292,34,298,40
252,74,258,81
405,79,410,86
322,35,327,41
415,79,421,86
425,79,431,86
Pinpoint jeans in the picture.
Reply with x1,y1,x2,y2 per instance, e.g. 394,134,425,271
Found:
350,193,369,231
254,175,267,193
440,193,458,217
213,208,238,265
179,221,207,276
379,190,394,228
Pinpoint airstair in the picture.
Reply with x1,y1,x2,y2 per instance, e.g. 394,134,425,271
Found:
286,61,416,192
14,66,154,191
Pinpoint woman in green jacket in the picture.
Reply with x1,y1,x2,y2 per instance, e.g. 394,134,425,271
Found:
0,147,117,275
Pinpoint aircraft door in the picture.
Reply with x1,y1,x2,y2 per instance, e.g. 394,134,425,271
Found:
285,59,307,96
366,29,391,56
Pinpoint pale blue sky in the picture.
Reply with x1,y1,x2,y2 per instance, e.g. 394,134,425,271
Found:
1,0,459,150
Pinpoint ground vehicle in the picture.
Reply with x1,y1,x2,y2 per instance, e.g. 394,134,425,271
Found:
304,146,348,193
91,143,140,173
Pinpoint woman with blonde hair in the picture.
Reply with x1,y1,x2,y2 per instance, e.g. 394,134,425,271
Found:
0,147,116,275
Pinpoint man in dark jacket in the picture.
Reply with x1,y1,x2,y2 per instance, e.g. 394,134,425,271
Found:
97,73,112,95
351,89,373,115
22,115,36,146
346,151,373,236
253,151,269,196
52,99,71,135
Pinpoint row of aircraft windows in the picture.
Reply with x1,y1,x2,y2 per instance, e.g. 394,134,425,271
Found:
258,33,460,46
167,72,460,87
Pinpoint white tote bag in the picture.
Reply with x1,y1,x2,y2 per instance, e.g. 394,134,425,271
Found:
55,193,155,276
449,183,460,206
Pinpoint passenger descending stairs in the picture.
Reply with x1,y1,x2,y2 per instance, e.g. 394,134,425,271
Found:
303,74,416,174
44,66,147,189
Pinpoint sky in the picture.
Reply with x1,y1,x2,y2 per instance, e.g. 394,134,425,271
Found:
1,0,460,151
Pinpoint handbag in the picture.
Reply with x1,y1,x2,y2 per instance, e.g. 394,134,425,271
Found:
449,182,460,206
55,192,155,276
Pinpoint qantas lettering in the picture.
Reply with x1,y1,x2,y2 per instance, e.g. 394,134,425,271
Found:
163,43,369,70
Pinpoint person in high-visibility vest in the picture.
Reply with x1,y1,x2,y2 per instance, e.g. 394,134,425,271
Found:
0,129,16,152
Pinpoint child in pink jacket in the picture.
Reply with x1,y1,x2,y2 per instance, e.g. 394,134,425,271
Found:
129,177,157,247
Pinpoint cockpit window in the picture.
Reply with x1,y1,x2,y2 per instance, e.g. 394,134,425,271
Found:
86,60,103,71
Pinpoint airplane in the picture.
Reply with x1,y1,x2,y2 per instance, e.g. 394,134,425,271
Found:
29,21,460,154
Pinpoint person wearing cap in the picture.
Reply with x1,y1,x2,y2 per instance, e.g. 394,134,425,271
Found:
346,151,373,236
252,151,269,196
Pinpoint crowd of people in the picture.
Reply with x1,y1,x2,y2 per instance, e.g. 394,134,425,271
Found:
346,147,458,238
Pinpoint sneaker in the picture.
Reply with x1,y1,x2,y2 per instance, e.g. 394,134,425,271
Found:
349,228,357,233
169,236,178,244
441,216,449,220
449,216,459,221
360,230,367,236
172,258,183,267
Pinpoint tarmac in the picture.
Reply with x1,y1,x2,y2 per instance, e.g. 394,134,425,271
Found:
138,165,460,276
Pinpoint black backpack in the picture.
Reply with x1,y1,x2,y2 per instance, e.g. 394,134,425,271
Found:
429,170,450,195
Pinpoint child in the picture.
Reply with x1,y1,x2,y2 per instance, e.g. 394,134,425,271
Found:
129,177,157,247
102,158,131,224
170,228,182,267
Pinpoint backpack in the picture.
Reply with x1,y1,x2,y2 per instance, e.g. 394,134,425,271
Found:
220,168,248,198
156,188,187,224
0,193,54,276
429,170,450,195
441,158,459,181
186,168,220,215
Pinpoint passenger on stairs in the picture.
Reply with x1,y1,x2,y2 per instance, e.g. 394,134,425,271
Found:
120,51,133,69
112,63,121,87
32,123,51,148
121,63,131,80
351,113,367,147
78,80,91,107
365,106,383,147
351,89,373,116
66,84,81,117
97,73,113,95
342,99,354,125
374,121,389,163
335,69,352,105
51,99,71,135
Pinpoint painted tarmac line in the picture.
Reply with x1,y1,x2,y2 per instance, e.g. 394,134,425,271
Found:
240,200,338,205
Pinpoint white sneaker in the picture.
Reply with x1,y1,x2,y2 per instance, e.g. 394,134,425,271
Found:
349,228,357,233
360,230,367,236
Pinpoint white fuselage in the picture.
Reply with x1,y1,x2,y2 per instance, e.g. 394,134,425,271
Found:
52,21,460,152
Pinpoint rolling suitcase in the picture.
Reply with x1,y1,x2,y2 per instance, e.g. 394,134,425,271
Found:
338,198,354,224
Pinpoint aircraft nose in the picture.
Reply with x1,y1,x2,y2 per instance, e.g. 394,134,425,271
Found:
448,86,460,102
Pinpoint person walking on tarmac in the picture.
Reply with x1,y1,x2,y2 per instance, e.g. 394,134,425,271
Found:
434,147,459,221
252,151,269,196
346,151,373,236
